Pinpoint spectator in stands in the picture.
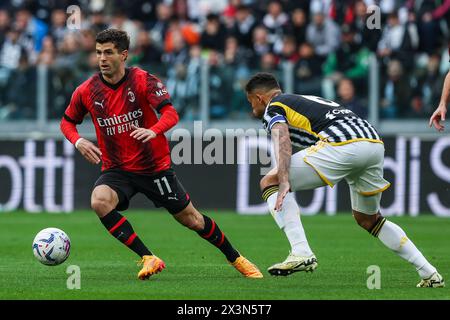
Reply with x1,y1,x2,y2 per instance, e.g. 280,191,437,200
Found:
306,11,340,63
164,17,200,54
252,25,272,67
278,35,300,64
294,42,323,96
337,78,368,119
381,59,410,118
37,35,56,66
3,53,36,119
129,30,162,71
149,2,173,52
49,8,68,50
413,53,446,118
377,12,419,70
14,7,48,62
260,52,278,73
0,9,11,45
323,24,370,96
89,10,109,34
417,3,443,55
353,1,381,52
263,1,289,53
110,10,139,50
231,4,257,49
283,8,307,47
200,13,227,52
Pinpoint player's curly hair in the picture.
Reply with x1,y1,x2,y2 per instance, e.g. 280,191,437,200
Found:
96,29,130,52
245,72,281,94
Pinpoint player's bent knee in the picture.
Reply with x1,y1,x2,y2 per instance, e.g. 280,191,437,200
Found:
352,210,380,231
91,186,118,216
260,174,278,191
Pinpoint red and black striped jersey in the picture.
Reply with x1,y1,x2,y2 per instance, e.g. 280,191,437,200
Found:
64,67,173,174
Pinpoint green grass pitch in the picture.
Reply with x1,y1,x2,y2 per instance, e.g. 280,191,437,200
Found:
0,210,449,300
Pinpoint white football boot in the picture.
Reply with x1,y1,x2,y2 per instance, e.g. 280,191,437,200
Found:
416,272,445,288
268,252,318,276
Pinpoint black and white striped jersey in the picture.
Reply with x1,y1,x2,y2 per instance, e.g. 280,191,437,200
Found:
262,93,382,149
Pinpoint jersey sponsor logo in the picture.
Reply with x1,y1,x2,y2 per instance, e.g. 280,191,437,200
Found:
96,109,143,135
325,108,353,120
94,99,105,109
127,88,136,102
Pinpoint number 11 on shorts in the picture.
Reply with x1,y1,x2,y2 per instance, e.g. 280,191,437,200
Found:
154,177,172,195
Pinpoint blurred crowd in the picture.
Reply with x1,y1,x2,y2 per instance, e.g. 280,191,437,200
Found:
0,0,449,121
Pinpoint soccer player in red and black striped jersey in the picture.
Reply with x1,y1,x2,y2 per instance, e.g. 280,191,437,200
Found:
60,29,262,280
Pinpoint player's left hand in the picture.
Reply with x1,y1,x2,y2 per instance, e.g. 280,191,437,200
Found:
275,181,290,212
429,104,446,132
130,125,157,142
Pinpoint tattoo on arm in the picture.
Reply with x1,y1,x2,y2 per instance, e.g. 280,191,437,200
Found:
272,123,292,184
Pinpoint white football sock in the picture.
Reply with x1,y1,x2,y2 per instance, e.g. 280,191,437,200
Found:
266,192,313,257
377,220,437,279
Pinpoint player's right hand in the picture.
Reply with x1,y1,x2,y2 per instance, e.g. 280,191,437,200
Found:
75,138,102,164
429,104,447,132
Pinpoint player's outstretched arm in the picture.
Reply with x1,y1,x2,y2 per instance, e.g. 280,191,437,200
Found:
271,122,292,212
429,70,450,132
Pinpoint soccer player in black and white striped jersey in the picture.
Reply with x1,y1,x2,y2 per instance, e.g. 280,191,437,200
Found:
246,72,444,287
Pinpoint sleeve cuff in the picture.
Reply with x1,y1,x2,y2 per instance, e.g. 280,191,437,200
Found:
75,138,83,148
268,115,287,131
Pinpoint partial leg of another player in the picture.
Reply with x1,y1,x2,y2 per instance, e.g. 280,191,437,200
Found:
260,153,326,276
172,202,263,278
350,189,444,288
91,185,165,280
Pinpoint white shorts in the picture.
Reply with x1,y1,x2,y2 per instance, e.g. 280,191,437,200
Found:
289,140,390,214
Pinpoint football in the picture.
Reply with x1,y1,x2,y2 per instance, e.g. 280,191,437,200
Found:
32,228,71,266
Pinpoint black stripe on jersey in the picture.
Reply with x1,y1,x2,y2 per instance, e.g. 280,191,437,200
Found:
64,113,83,125
155,99,172,112
323,128,339,142
289,132,318,146
340,120,360,138
359,119,377,139
346,118,366,138
290,134,312,148
363,120,380,140
289,127,319,145
333,122,353,141
355,118,375,139
336,120,358,139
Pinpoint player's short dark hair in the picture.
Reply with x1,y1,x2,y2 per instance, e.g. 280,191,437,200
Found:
245,72,280,94
96,29,130,51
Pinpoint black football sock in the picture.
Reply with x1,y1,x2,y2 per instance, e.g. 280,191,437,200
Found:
100,210,152,258
197,214,240,262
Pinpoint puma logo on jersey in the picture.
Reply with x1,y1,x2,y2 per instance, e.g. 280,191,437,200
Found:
95,99,105,109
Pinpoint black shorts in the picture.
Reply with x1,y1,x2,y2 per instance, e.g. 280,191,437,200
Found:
93,168,190,214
